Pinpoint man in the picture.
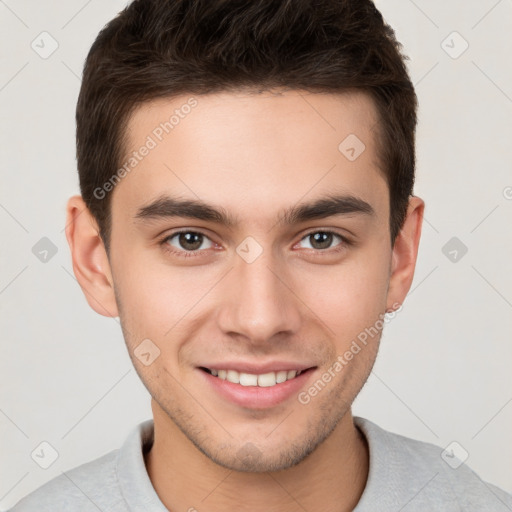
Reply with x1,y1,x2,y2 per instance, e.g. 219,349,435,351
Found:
9,0,512,510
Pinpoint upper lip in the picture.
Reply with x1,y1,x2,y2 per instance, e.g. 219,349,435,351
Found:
198,361,316,374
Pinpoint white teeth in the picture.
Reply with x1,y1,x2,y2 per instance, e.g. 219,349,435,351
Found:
239,373,258,386
276,370,288,383
258,372,277,387
207,368,304,387
226,370,239,384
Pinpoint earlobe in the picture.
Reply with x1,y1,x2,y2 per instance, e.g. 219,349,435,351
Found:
65,195,119,318
386,196,425,311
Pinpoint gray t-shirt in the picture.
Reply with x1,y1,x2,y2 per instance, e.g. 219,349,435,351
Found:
7,416,512,511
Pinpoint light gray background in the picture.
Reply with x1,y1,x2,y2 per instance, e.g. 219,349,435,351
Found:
1,0,511,509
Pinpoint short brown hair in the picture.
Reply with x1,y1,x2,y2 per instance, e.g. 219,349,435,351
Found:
76,0,417,251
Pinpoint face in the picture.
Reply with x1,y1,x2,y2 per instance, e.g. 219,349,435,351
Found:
80,89,415,472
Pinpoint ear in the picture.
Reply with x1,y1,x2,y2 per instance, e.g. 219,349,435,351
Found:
386,196,424,312
65,195,119,318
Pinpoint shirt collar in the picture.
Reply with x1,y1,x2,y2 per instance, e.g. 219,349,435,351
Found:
116,419,169,512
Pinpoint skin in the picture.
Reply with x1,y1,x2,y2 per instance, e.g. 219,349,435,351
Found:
66,89,424,512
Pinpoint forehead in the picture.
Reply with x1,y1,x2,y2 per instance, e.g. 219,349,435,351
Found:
113,89,388,227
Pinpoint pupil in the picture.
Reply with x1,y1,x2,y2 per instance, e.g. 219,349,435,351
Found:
311,232,332,250
179,232,202,250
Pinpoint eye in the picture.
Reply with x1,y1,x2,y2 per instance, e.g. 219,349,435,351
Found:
163,231,215,253
296,231,345,251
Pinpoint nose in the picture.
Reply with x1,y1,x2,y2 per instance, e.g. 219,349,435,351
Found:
216,250,302,344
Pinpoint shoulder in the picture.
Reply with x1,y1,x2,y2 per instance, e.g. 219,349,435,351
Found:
6,449,127,512
354,416,512,511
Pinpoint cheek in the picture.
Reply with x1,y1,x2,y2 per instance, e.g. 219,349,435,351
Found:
292,247,390,340
111,250,173,337
112,249,218,342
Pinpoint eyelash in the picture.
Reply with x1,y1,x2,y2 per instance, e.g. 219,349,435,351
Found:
159,229,352,259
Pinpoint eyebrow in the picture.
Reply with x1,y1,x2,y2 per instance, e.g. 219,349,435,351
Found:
134,193,374,227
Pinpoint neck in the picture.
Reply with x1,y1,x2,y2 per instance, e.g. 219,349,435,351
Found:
145,405,369,512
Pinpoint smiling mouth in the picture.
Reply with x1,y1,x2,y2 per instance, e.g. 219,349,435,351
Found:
199,367,313,387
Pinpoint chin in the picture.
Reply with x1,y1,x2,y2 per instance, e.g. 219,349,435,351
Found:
204,443,314,473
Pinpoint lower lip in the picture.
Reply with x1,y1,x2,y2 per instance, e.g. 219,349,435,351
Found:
198,368,315,409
